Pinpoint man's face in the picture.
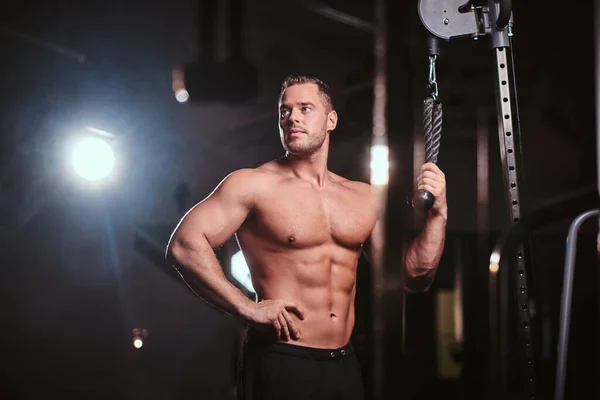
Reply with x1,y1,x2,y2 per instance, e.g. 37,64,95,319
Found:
278,83,336,156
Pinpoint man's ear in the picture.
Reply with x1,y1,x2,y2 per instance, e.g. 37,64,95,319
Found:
327,110,338,132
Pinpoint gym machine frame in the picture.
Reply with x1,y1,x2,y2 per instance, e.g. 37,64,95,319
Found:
492,1,600,399
418,1,536,398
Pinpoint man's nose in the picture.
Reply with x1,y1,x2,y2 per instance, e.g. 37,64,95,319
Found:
288,108,301,124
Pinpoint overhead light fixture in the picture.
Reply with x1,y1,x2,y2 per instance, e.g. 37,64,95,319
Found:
172,66,190,103
132,328,149,349
171,0,258,104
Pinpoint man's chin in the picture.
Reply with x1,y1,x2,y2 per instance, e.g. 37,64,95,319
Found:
282,137,324,156
285,145,315,156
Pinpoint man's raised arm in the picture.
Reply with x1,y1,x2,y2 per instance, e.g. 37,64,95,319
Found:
403,162,447,292
364,163,447,292
165,169,258,317
402,210,446,292
364,215,444,293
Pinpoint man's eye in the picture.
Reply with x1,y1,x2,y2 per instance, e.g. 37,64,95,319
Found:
302,107,311,112
280,110,289,117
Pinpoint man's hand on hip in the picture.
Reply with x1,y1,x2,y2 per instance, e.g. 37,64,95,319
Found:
244,299,305,341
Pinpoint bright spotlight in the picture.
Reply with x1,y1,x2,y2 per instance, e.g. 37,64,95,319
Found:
489,262,499,274
175,88,190,103
132,328,148,349
71,137,115,181
231,250,255,293
172,66,190,103
370,144,389,186
133,337,144,349
489,251,500,274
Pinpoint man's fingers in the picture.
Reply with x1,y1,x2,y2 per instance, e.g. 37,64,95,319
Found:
278,314,290,341
420,177,444,191
273,319,281,337
421,162,443,174
421,171,443,181
282,310,300,339
417,172,445,186
284,302,305,320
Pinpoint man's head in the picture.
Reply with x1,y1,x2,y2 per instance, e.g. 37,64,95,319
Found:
278,75,338,156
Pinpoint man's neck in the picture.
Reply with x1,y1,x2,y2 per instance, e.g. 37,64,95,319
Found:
283,147,329,188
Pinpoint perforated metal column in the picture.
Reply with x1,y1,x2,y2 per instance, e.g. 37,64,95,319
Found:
493,47,536,399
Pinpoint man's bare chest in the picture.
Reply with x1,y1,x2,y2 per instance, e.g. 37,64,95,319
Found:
248,185,377,249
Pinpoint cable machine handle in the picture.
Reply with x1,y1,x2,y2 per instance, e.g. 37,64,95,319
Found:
413,36,442,213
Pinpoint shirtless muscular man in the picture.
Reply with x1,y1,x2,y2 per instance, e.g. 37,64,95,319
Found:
166,75,447,399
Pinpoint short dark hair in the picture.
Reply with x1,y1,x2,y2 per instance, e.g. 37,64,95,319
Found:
279,75,334,112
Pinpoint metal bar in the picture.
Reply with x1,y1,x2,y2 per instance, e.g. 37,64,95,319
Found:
594,1,600,391
493,44,536,399
490,186,598,264
554,209,600,400
596,0,600,198
488,185,598,400
370,0,388,398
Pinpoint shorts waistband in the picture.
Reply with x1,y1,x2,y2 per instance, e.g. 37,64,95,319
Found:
246,333,354,361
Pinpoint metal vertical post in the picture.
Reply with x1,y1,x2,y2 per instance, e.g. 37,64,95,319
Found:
370,0,388,399
488,1,536,397
595,1,600,394
554,209,600,400
596,0,600,198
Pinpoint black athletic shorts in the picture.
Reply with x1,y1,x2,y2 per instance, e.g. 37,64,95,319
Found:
237,331,365,400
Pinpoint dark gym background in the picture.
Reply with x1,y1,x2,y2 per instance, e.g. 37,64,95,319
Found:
0,1,597,399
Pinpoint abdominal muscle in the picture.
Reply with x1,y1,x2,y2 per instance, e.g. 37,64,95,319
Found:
246,247,359,349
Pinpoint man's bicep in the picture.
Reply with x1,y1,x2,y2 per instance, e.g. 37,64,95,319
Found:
171,170,255,250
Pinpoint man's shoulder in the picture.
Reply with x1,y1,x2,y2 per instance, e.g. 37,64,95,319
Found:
255,159,286,175
225,166,273,180
218,162,282,191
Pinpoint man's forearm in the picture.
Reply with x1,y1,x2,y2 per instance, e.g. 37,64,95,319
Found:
167,238,256,319
404,211,447,292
